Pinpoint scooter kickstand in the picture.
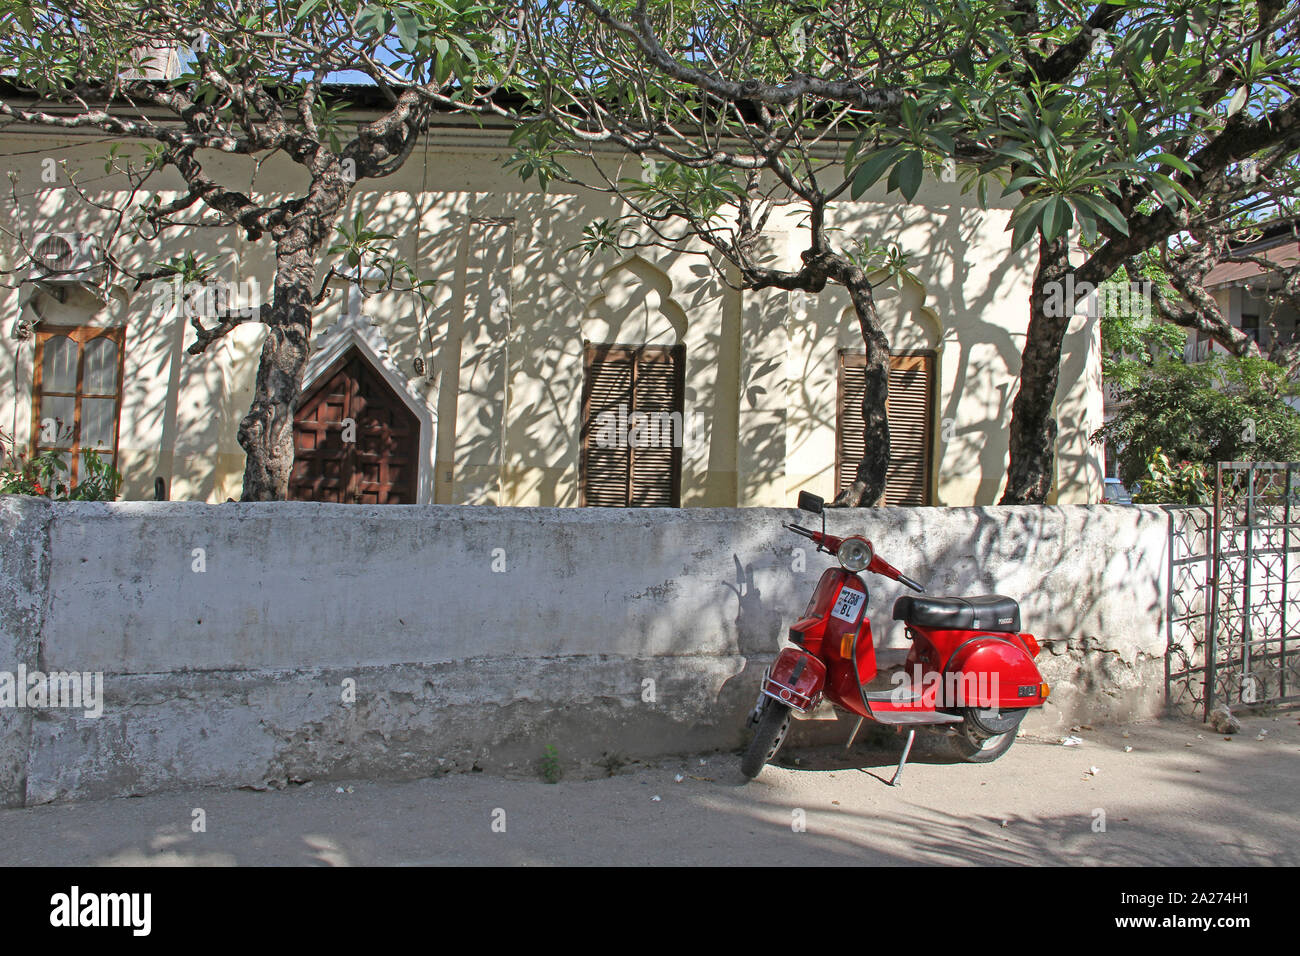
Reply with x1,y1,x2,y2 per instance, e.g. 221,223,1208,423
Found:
889,728,916,787
844,716,864,750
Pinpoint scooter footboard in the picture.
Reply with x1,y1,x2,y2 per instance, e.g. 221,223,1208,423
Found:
763,647,827,712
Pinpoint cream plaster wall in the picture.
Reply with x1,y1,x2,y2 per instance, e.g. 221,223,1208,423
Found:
0,123,1102,507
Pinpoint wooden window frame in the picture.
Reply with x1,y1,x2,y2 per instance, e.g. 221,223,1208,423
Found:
31,325,127,484
579,341,686,508
835,348,937,506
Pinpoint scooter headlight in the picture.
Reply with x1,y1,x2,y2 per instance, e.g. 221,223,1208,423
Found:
836,536,872,573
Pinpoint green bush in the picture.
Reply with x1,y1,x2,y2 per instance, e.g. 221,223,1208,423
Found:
1130,448,1212,505
1093,355,1300,499
0,429,121,501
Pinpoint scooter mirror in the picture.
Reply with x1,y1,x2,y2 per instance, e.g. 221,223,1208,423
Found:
797,491,824,515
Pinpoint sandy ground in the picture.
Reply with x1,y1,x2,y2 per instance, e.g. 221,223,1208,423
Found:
1,715,1297,866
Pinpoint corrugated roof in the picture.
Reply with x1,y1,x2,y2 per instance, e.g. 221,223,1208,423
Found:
1203,239,1300,287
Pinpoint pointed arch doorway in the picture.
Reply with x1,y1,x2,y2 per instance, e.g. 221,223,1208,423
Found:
290,347,419,503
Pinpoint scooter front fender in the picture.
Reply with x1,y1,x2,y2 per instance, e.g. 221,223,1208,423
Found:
762,647,827,712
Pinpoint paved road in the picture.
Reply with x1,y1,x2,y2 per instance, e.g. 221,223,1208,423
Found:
2,716,1296,866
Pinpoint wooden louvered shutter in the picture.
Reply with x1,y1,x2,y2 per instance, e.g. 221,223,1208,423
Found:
581,345,635,507
837,351,935,506
581,343,684,507
883,354,933,506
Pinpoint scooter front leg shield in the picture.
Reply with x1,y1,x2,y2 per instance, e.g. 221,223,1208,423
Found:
763,647,828,712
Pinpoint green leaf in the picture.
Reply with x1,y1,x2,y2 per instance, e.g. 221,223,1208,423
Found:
1226,86,1248,117
890,151,924,202
1076,194,1130,236
354,6,385,34
1171,21,1186,56
849,147,899,200
954,48,974,80
928,130,955,155
1000,174,1042,197
395,10,421,51
844,131,868,169
1152,32,1169,63
1009,195,1050,251
1073,201,1099,244
1151,152,1195,176
1042,195,1064,242
900,97,918,132
992,142,1036,165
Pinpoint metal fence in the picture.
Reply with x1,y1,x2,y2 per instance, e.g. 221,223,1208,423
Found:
1167,463,1300,720
1209,462,1300,713
1165,504,1213,719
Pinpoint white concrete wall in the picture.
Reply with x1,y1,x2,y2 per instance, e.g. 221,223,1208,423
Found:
1,498,1169,804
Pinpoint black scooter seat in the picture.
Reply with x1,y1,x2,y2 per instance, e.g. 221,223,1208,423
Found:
892,594,1021,633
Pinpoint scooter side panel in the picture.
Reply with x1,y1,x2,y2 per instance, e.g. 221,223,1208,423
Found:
939,633,1047,709
825,619,874,719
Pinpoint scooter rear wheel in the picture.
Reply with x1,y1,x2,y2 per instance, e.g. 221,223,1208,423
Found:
741,700,792,779
948,707,1027,764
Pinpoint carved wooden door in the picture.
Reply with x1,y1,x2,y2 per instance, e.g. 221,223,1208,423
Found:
291,348,418,504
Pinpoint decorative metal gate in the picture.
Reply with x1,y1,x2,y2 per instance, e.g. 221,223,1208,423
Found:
1165,504,1213,718
1166,463,1300,719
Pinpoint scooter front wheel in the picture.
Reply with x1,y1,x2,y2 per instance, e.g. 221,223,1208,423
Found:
741,699,792,779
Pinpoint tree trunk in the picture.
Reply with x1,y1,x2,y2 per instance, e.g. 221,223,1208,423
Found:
238,177,350,501
236,251,316,501
832,269,891,507
1000,234,1074,505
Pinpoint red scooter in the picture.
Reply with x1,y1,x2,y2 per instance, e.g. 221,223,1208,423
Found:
742,492,1050,784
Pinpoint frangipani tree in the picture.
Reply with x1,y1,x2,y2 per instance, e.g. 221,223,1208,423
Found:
1143,151,1300,368
499,0,974,506
0,0,507,499
501,0,1300,505
838,0,1300,502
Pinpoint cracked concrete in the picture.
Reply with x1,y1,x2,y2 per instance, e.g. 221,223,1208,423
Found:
3,717,1296,866
1,499,1174,805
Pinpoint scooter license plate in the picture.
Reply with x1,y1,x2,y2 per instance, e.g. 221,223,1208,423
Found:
831,588,866,623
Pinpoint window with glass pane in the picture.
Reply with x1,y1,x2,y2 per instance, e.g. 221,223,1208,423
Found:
32,327,124,484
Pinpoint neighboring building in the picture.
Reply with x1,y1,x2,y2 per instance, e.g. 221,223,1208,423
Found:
1099,225,1300,486
1185,226,1300,365
0,101,1104,507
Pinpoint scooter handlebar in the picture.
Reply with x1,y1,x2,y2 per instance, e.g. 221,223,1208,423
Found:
784,523,843,553
787,522,925,590
897,573,925,593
